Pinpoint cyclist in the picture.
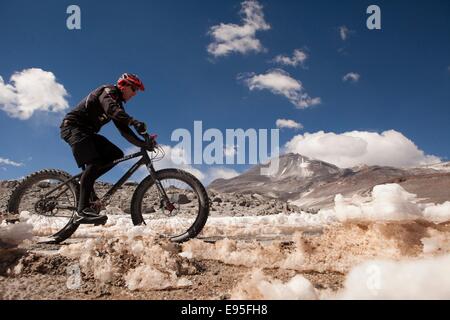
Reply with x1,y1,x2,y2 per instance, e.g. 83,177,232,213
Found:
60,73,151,225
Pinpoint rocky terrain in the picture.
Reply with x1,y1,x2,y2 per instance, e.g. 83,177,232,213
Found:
0,180,139,217
0,179,301,219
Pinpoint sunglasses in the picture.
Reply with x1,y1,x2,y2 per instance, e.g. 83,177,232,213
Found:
130,86,138,92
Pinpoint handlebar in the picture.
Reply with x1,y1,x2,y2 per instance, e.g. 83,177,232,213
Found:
141,132,165,160
142,133,158,151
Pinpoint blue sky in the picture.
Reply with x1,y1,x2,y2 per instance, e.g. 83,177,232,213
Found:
1,0,449,184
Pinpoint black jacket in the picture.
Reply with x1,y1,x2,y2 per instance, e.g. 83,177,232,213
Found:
61,85,145,147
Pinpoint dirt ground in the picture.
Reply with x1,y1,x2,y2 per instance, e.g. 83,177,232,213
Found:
2,213,449,300
0,243,345,300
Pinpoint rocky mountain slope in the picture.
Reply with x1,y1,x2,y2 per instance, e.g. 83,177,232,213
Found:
209,153,450,211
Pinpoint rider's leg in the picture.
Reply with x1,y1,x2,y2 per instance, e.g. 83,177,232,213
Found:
81,136,124,209
77,135,123,206
62,131,108,224
75,160,108,224
78,161,103,212
70,134,124,222
90,134,124,180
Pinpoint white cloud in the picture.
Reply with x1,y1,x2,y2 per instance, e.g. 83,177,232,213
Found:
0,157,24,167
240,69,321,109
205,167,240,185
273,49,308,68
285,130,441,168
339,26,353,41
0,68,69,120
224,144,237,157
207,0,271,57
276,119,303,130
343,72,360,83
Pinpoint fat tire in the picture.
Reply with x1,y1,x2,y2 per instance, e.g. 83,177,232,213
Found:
130,169,209,242
7,169,80,244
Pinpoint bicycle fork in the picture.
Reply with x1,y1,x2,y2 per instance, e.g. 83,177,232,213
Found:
145,163,176,214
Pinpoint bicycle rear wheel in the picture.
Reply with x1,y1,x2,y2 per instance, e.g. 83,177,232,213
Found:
7,169,80,243
130,169,209,242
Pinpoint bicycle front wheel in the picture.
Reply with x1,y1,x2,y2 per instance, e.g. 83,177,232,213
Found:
130,169,209,242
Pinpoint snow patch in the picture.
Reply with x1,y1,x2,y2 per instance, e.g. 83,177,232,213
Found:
0,220,33,246
319,184,450,223
423,202,450,223
231,269,317,300
337,254,450,299
59,230,197,290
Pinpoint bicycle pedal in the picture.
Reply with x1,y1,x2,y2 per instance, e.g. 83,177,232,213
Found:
73,214,108,225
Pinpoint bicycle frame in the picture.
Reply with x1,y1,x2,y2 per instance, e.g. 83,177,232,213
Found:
42,146,167,210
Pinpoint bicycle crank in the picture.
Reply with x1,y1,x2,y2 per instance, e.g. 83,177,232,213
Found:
35,197,58,216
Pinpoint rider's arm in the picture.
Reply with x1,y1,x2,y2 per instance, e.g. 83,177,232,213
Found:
99,87,135,126
113,120,146,148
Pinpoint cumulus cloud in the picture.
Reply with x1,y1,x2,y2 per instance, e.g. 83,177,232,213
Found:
0,68,69,120
207,0,271,57
276,119,303,130
204,167,240,186
0,157,24,167
224,144,237,157
273,49,308,68
240,69,321,108
285,130,441,168
343,72,360,83
339,26,353,41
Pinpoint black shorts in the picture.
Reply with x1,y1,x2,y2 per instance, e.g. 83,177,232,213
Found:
60,126,124,168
